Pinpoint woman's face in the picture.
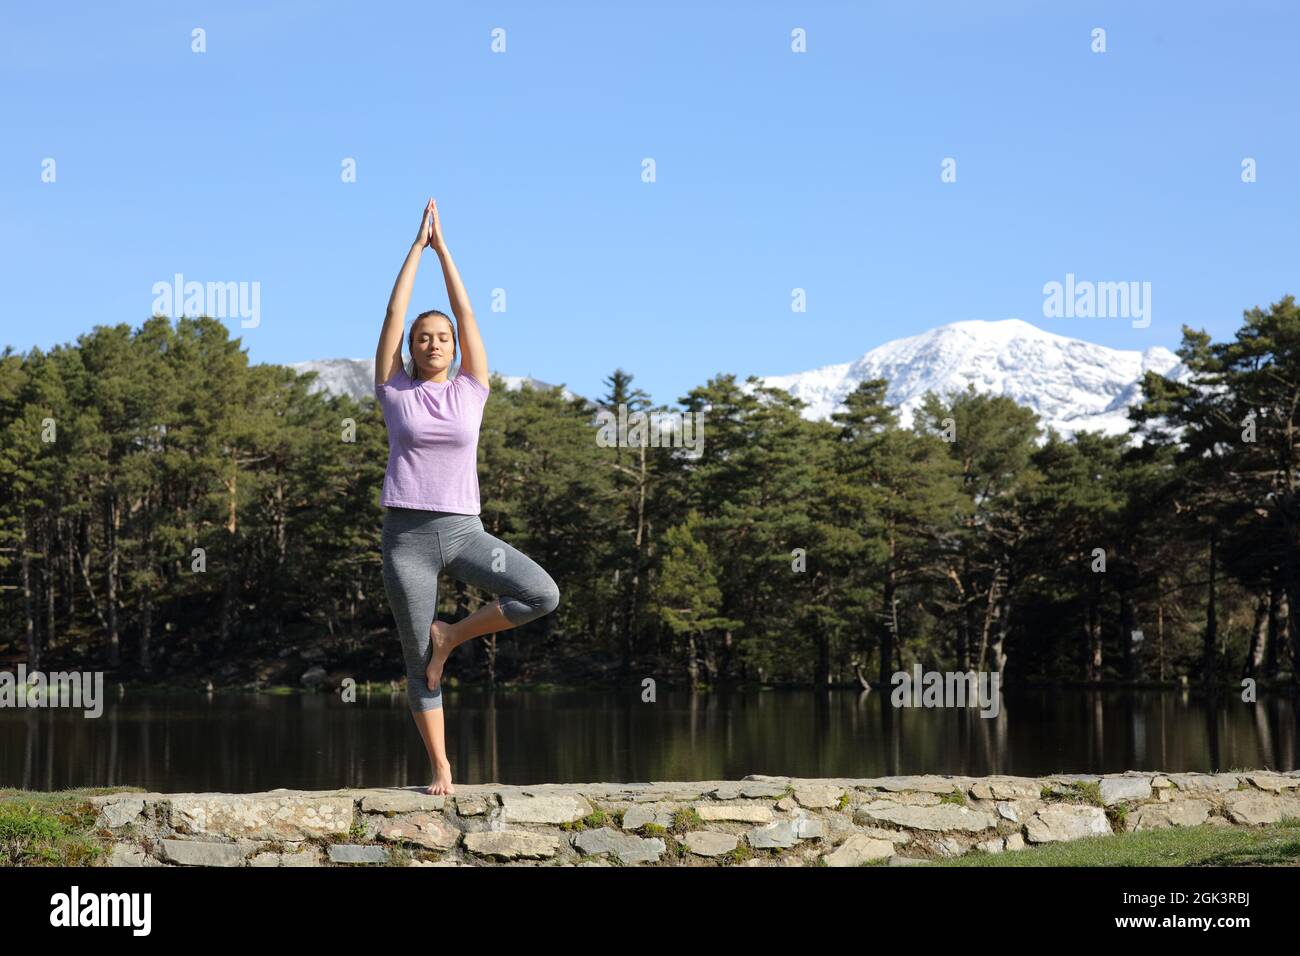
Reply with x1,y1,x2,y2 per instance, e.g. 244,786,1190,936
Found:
411,315,454,378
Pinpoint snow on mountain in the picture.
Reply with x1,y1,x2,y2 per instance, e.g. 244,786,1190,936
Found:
288,358,578,403
294,320,1187,441
752,319,1182,439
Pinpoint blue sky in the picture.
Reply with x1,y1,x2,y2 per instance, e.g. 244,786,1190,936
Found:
4,0,1298,407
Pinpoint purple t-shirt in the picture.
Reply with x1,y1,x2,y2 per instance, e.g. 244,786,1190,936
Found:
375,365,490,514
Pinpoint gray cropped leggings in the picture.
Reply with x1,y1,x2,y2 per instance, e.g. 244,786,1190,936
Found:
381,507,561,711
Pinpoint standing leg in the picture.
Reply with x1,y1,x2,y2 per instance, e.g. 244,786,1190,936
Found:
381,528,454,794
408,706,453,795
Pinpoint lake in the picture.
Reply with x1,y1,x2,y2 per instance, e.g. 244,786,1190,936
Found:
2,687,1296,793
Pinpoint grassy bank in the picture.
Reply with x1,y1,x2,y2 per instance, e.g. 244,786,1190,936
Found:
931,818,1300,866
0,786,141,866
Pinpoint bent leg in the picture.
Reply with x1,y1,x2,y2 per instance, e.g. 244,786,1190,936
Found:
381,529,444,711
443,522,560,629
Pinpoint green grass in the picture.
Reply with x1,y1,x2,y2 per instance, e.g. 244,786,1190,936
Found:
934,818,1300,867
1038,780,1104,806
723,841,755,865
671,808,703,833
559,808,609,832
0,787,133,866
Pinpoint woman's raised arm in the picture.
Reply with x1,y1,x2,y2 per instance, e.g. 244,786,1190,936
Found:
375,199,434,387
428,200,488,389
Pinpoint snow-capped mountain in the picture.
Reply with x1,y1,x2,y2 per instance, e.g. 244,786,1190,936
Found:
295,320,1186,440
753,319,1183,438
289,358,578,403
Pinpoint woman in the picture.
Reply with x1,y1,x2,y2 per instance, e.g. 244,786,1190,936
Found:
375,197,560,796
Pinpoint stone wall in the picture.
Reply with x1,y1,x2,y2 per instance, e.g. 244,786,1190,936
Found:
87,770,1300,867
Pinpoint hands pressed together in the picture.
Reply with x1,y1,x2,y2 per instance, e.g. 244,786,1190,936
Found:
415,197,447,252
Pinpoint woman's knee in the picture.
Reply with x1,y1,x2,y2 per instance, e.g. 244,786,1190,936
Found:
502,573,559,623
536,574,560,616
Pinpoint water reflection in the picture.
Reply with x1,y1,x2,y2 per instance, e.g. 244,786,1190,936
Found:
1,687,1295,793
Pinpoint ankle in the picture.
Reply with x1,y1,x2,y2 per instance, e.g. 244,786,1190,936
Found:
431,620,458,648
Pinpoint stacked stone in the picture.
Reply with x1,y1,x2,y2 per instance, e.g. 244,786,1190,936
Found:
86,770,1300,868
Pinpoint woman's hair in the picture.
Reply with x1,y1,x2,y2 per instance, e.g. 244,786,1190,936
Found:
406,309,458,380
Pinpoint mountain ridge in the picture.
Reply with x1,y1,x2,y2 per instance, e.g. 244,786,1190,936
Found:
288,358,578,403
751,319,1182,437
291,320,1184,438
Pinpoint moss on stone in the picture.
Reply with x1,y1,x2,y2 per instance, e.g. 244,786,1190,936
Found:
560,807,609,832
671,808,703,833
723,841,754,865
384,845,415,867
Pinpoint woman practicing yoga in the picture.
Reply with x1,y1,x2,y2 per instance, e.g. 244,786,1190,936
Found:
375,197,560,796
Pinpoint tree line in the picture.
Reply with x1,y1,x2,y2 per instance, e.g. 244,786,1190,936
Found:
2,298,1299,692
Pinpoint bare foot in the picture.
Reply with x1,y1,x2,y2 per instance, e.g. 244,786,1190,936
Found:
425,619,456,691
425,759,454,795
